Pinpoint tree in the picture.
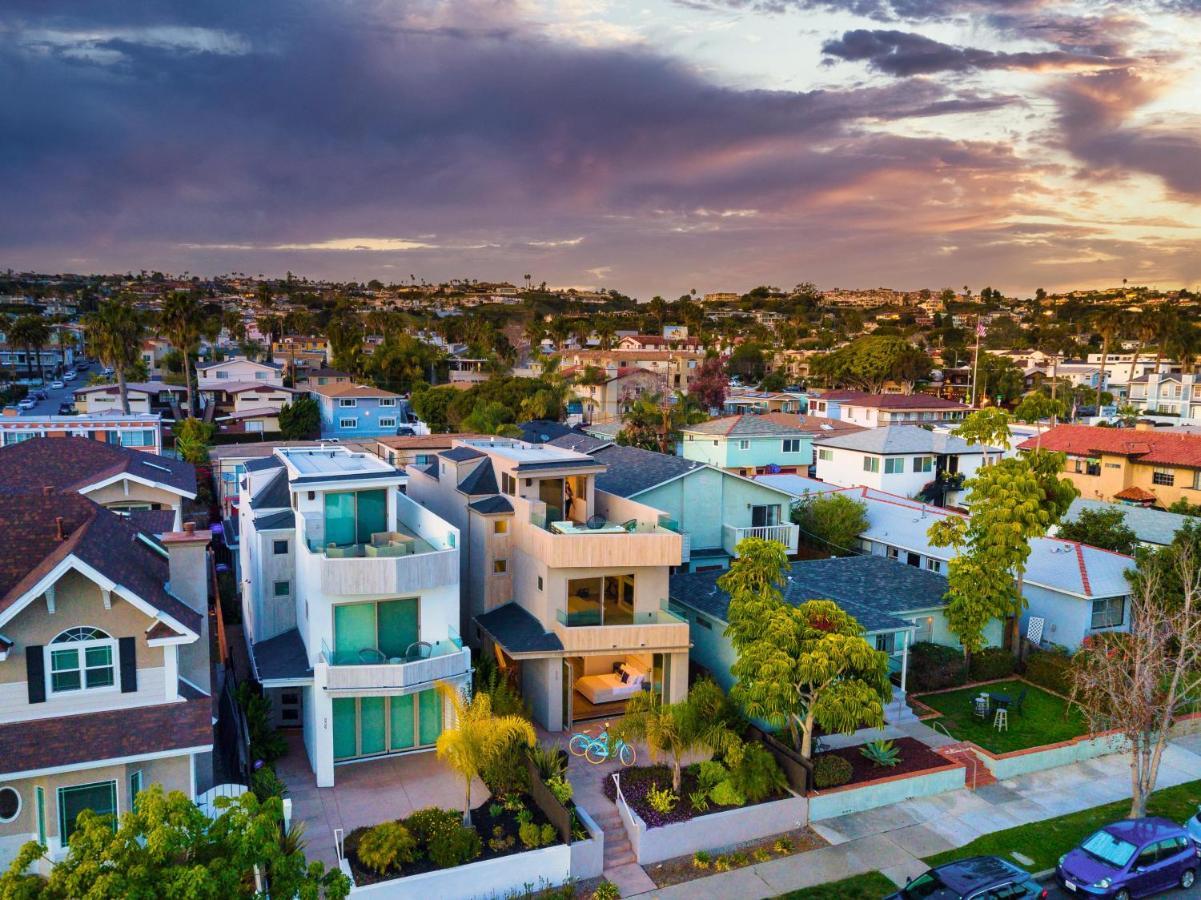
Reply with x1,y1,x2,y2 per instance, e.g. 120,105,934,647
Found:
160,292,206,417
953,407,1011,465
278,395,321,440
811,336,931,394
1093,308,1126,411
688,356,728,411
174,417,215,464
614,679,740,792
9,315,50,384
410,384,458,433
973,353,1025,406
434,681,534,825
1057,507,1137,556
83,298,145,414
791,493,868,556
1012,394,1066,448
717,538,890,758
56,329,78,375
1070,541,1201,817
727,343,767,383
617,391,705,453
0,786,349,899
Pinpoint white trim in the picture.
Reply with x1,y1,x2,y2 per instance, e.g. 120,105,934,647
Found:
164,646,179,700
79,471,197,501
178,674,212,697
260,677,314,688
2,745,213,782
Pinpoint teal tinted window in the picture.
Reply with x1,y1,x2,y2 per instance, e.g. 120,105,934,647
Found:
356,489,387,543
59,781,117,842
324,492,356,547
377,599,418,659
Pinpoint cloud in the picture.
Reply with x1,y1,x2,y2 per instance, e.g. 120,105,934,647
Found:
822,29,1128,76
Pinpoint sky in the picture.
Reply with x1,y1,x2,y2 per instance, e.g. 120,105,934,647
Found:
1,0,1200,298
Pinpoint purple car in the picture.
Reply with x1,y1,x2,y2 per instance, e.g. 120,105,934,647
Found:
1057,817,1199,898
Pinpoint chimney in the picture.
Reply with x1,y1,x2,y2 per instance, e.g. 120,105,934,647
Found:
54,516,65,541
42,485,53,496
161,526,212,695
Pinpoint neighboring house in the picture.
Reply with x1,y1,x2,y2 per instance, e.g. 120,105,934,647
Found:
406,438,689,732
813,425,989,502
1018,424,1201,508
1060,498,1191,548
567,366,664,424
139,339,173,380
0,412,164,454
557,348,705,392
308,383,409,439
0,330,75,380
0,492,212,869
271,336,331,367
237,446,467,787
204,383,303,424
0,436,196,532
670,556,955,724
679,413,865,475
373,434,486,470
807,391,969,427
1127,372,1201,422
73,382,188,418
196,357,283,390
722,390,801,415
295,368,354,389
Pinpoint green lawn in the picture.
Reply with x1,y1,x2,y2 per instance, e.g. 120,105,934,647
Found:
916,678,1087,754
923,778,1201,873
777,871,897,899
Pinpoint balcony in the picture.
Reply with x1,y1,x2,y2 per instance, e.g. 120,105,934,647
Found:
551,605,690,654
319,634,471,692
722,523,800,556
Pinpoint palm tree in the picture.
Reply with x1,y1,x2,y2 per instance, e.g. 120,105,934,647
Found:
1093,308,1125,411
159,293,205,417
83,298,145,413
57,329,78,376
594,317,617,351
1151,307,1179,375
614,679,740,792
434,681,534,825
1126,311,1159,397
1166,320,1201,376
8,316,50,385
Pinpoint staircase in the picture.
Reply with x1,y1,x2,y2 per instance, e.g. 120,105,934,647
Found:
937,742,996,790
594,806,636,870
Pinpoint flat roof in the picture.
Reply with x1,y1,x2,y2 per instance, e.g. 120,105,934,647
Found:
276,445,394,478
459,438,598,468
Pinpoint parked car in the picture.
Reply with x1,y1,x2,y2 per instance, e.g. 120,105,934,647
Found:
58,401,76,415
102,366,114,376
75,361,90,371
394,425,416,436
1187,804,1201,848
887,856,1044,899
32,390,48,401
49,380,65,389
17,397,35,410
1057,817,1197,898
62,371,77,382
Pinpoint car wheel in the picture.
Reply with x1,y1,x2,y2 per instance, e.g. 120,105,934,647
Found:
1182,868,1196,889
1114,890,1130,900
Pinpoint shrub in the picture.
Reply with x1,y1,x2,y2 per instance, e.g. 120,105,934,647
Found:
592,881,621,900
646,783,678,814
404,807,463,846
518,821,558,850
529,742,567,780
356,822,417,875
692,850,711,869
428,823,482,868
488,824,515,853
812,754,853,789
713,855,733,872
688,790,710,812
489,802,504,818
907,642,966,692
969,647,1016,682
696,760,728,792
250,765,287,802
482,738,531,796
546,774,573,806
708,779,747,808
1023,649,1073,695
728,744,787,803
754,847,772,862
859,739,902,768
773,837,793,854
516,808,534,827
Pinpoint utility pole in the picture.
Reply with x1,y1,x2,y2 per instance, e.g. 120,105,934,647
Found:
969,314,983,407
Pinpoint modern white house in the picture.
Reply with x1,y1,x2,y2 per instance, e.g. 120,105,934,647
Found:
237,445,468,787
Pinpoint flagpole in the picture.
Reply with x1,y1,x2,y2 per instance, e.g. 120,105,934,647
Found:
970,314,982,407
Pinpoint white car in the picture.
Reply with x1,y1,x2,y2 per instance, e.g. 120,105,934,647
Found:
50,380,65,389
62,371,77,382
102,367,114,376
17,397,36,410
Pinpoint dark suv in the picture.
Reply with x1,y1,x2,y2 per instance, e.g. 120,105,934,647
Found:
887,856,1046,899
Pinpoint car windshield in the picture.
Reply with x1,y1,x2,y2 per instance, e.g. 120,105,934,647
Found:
903,872,957,898
1081,830,1137,868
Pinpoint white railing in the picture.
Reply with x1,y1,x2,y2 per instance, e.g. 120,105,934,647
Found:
722,523,799,555
321,645,471,692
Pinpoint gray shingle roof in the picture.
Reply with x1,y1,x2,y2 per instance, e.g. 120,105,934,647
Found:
1064,498,1189,547
682,415,807,438
255,509,296,530
670,555,950,633
548,432,612,454
250,469,290,510
475,603,563,653
442,446,485,462
251,628,312,682
243,456,285,473
457,459,499,496
469,496,513,515
814,425,989,455
517,420,576,443
591,445,705,498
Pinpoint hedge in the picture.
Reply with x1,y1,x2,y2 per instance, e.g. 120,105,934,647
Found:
968,647,1016,682
1021,649,1074,696
907,642,966,692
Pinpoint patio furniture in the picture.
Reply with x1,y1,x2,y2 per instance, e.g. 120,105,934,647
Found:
993,693,1011,710
973,696,991,720
1011,687,1028,717
404,641,432,662
621,519,637,532
358,647,386,664
586,514,607,530
993,708,1009,731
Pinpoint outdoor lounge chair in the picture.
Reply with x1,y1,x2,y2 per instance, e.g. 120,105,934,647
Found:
1011,687,1028,717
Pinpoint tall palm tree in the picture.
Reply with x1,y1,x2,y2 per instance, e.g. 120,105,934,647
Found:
1126,311,1159,396
83,298,145,413
159,293,205,417
1093,308,1126,411
56,329,78,376
8,316,50,385
1166,320,1201,376
434,682,534,825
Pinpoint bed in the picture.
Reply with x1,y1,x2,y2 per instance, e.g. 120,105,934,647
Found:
574,664,646,704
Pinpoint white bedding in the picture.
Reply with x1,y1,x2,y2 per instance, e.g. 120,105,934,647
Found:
575,671,643,704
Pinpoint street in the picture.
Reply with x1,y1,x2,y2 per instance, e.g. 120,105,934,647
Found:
13,359,101,415
1040,877,1201,899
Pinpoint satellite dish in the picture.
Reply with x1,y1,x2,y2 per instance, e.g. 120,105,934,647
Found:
930,369,945,382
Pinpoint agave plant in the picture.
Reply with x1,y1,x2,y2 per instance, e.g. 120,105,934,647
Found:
859,739,902,768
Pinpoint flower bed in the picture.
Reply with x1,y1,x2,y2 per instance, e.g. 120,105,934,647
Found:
343,797,562,886
811,737,950,788
601,763,789,827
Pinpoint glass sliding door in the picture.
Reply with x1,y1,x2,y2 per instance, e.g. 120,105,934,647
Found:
333,603,376,664
418,689,442,745
333,598,419,663
377,599,418,659
356,489,387,543
389,694,416,750
332,698,358,759
565,574,636,626
359,697,387,756
324,492,357,547
324,489,389,548
332,692,443,761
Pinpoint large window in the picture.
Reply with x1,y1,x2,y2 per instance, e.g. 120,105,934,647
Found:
863,456,880,474
1152,467,1175,486
332,690,442,760
58,781,117,842
565,574,635,627
883,457,905,475
48,627,115,694
750,504,781,527
782,438,801,453
1091,595,1125,629
913,456,934,473
333,598,419,663
323,489,387,547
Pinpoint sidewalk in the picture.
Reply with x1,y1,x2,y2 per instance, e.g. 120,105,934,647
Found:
629,738,1201,899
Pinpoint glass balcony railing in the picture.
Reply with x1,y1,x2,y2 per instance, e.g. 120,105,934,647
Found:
320,628,463,667
555,604,687,629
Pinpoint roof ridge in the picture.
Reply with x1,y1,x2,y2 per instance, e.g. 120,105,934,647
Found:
1074,541,1092,597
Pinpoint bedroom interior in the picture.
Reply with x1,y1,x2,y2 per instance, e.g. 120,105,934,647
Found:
567,652,652,721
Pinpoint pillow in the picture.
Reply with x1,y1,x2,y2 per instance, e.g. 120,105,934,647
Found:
619,670,630,684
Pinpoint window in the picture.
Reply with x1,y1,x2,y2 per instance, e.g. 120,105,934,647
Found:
750,504,781,527
254,371,268,380
818,448,833,462
925,558,943,574
493,559,508,574
339,418,357,429
216,371,229,380
378,418,397,429
323,489,387,548
2,432,35,446
129,770,143,810
782,439,801,453
738,439,750,450
537,576,544,591
119,429,155,448
1153,467,1175,486
493,520,509,534
883,457,905,475
338,398,357,408
1194,470,1201,490
378,397,397,407
273,580,290,597
48,627,115,693
886,546,899,560
273,539,288,555
863,456,880,473
501,472,516,495
0,787,19,823
415,454,434,466
875,633,896,653
1091,595,1125,629
913,456,934,473
565,573,635,626
58,781,117,842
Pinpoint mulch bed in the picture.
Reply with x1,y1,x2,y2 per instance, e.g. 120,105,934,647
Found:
645,826,827,888
343,794,562,886
811,737,953,789
602,763,790,827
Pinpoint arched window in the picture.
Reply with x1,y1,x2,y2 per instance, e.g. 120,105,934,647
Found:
47,627,115,694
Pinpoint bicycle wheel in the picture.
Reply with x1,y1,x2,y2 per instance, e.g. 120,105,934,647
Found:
585,742,609,765
618,743,636,767
568,734,591,757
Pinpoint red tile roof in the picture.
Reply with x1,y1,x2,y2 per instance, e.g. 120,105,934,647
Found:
1114,486,1157,502
1017,425,1201,468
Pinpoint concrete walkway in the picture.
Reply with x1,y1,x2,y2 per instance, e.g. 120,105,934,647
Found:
630,739,1201,898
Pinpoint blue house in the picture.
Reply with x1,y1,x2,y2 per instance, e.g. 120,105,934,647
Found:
309,382,409,439
679,412,867,477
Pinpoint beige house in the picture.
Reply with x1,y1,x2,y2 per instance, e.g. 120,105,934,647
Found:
558,348,705,393
567,366,664,424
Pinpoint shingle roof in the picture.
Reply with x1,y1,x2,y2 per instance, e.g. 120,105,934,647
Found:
682,414,812,438
1064,498,1189,547
0,436,196,497
814,391,969,410
814,425,989,455
255,509,296,530
670,555,946,632
1017,424,1201,468
475,603,563,654
243,456,286,473
469,496,514,515
375,433,485,450
307,382,400,399
516,420,577,443
126,508,178,536
457,459,499,495
547,432,612,454
250,469,290,510
591,445,705,498
441,446,486,462
251,628,312,682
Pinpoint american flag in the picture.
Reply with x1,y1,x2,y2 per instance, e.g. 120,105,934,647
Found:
976,322,986,337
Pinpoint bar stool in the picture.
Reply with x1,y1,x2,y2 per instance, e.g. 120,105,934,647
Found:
993,708,1008,731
